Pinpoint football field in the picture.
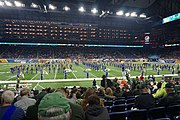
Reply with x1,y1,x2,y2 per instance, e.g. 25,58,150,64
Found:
0,62,178,88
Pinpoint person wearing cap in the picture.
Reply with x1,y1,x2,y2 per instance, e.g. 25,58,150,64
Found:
0,90,25,120
157,82,180,107
38,92,72,120
134,84,155,109
38,88,85,120
101,75,112,88
14,88,36,114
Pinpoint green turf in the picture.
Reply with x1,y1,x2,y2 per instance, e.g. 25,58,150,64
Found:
0,62,178,89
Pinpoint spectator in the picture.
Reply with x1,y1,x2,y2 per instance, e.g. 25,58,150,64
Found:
85,95,110,120
80,88,96,111
105,87,116,99
158,83,180,107
0,90,25,120
56,88,85,120
122,84,133,99
38,92,71,120
134,84,155,109
26,91,47,120
101,75,112,88
14,88,36,113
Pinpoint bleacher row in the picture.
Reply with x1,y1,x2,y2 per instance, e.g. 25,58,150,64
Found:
103,96,180,120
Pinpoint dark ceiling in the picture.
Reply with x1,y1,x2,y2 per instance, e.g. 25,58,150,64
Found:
15,0,179,19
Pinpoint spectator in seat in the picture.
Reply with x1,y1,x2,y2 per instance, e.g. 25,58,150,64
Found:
105,87,116,99
101,75,112,88
38,92,71,120
158,82,180,107
14,88,36,114
56,88,85,120
85,95,110,120
26,91,47,120
122,84,133,99
134,84,155,109
0,90,25,120
80,88,96,111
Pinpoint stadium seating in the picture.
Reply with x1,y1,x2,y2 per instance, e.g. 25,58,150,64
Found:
127,109,148,120
109,112,127,120
148,107,166,120
166,105,180,119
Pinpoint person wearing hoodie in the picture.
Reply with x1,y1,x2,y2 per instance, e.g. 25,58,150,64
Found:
85,95,110,120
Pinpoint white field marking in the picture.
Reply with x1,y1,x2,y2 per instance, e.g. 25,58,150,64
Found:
54,65,58,80
0,72,10,74
0,74,178,84
31,73,40,80
6,75,16,81
71,70,78,79
78,65,98,78
0,66,12,71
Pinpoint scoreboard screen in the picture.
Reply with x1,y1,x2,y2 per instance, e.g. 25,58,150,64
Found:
162,13,180,24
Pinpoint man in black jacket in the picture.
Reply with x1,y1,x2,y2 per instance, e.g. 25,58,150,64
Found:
134,84,155,109
101,75,112,88
158,82,180,107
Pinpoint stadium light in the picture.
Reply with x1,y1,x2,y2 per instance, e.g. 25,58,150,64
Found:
63,6,70,11
125,12,130,16
116,11,123,16
49,4,56,10
78,6,85,12
5,1,12,7
140,14,146,18
0,1,4,6
14,1,25,7
91,8,98,14
31,3,38,8
130,12,137,17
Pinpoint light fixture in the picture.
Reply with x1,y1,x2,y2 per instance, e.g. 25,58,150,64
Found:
125,13,130,16
131,12,137,17
0,1,4,6
31,3,38,8
14,1,24,7
5,1,12,7
116,11,123,16
63,6,70,11
139,14,146,18
91,8,98,14
78,6,85,12
49,4,56,10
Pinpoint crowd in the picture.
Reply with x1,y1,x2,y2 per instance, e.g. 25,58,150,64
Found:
0,46,179,59
0,71,180,120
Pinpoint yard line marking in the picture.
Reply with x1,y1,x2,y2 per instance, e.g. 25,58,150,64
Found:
6,75,16,81
71,71,78,79
31,73,39,80
78,64,98,78
54,65,58,80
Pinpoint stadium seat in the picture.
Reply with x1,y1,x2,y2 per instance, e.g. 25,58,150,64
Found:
166,105,180,119
174,115,180,120
126,103,135,110
104,101,113,106
126,96,135,100
127,109,148,120
115,97,125,100
126,98,135,104
109,111,127,120
111,104,126,112
153,118,170,120
148,107,166,120
113,99,126,105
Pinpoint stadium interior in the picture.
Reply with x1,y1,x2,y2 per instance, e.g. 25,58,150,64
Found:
0,0,180,120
